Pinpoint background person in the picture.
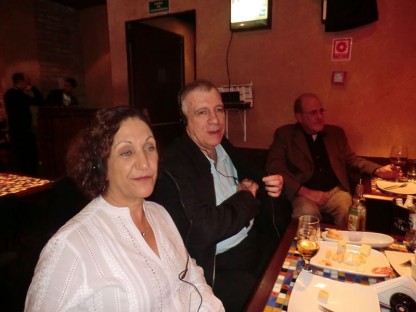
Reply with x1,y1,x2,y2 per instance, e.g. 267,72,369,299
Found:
3,72,43,175
25,107,223,311
266,93,398,226
46,77,78,107
151,79,284,311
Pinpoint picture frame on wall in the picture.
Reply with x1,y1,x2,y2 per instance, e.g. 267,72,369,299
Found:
321,0,327,22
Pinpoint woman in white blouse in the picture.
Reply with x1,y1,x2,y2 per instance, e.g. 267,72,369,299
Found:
25,107,224,312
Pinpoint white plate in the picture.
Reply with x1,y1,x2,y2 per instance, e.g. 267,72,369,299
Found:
385,250,414,276
376,180,416,195
372,275,416,312
288,271,379,312
322,230,394,248
310,241,391,277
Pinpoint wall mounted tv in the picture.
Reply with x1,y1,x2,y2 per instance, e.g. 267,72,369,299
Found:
230,0,272,32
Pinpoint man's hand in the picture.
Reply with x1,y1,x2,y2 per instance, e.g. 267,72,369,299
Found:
262,174,283,198
374,164,401,180
297,186,330,206
237,179,259,197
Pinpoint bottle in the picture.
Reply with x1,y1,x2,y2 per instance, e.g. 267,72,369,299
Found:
356,179,366,231
357,197,366,231
395,197,404,207
348,179,366,231
404,208,416,252
348,197,360,231
404,195,414,209
409,204,416,231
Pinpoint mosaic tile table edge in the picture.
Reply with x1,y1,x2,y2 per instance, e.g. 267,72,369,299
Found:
263,240,406,312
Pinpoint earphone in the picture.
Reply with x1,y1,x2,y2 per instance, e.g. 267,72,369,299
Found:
93,158,105,176
179,110,188,127
178,100,187,127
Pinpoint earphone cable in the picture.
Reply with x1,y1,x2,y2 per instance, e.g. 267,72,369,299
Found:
163,170,202,311
178,253,202,312
226,32,234,90
214,165,239,186
269,196,280,238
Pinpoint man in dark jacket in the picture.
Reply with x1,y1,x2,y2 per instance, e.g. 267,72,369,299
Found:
151,79,283,311
46,77,78,107
266,93,398,226
4,72,43,175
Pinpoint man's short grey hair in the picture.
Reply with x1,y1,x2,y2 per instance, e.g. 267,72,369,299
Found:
179,79,219,113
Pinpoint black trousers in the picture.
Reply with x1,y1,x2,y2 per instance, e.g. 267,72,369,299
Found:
213,228,277,312
10,132,39,176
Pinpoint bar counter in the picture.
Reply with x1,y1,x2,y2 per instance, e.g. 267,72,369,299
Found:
0,172,52,197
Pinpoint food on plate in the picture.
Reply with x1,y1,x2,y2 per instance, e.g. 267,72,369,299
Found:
325,249,332,259
343,251,366,266
326,229,344,240
337,240,347,254
320,259,332,266
323,230,395,248
320,242,370,267
359,244,371,257
371,266,393,275
318,289,329,303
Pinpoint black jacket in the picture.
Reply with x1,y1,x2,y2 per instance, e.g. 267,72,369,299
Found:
46,89,78,106
150,133,272,286
4,86,43,137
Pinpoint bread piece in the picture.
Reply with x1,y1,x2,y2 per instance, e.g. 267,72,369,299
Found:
353,253,364,266
325,249,332,259
320,259,332,266
337,240,347,255
331,252,344,263
359,244,371,257
318,289,329,303
326,229,344,240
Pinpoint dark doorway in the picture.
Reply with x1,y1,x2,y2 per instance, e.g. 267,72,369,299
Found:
126,11,196,148
127,23,183,125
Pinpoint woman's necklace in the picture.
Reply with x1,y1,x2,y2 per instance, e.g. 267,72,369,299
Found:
141,206,147,237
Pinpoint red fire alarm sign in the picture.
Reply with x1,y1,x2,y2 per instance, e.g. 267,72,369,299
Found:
332,38,352,61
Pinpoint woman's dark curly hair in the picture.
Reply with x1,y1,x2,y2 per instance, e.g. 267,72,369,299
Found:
65,106,151,199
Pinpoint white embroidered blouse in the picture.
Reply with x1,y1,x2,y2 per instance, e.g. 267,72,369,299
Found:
25,196,224,312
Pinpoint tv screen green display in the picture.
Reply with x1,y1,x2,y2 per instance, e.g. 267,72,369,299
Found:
231,0,272,31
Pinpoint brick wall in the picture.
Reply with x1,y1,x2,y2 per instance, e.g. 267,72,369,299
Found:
34,0,84,103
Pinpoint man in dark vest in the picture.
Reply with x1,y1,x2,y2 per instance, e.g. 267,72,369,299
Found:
4,72,43,175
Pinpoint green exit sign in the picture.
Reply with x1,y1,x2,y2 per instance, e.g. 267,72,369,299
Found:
149,0,169,14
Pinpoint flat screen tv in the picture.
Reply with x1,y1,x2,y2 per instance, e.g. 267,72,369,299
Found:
231,0,272,32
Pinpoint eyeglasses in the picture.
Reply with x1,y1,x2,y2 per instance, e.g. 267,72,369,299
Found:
302,108,327,117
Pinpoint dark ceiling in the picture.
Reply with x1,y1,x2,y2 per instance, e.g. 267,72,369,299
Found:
48,0,106,10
